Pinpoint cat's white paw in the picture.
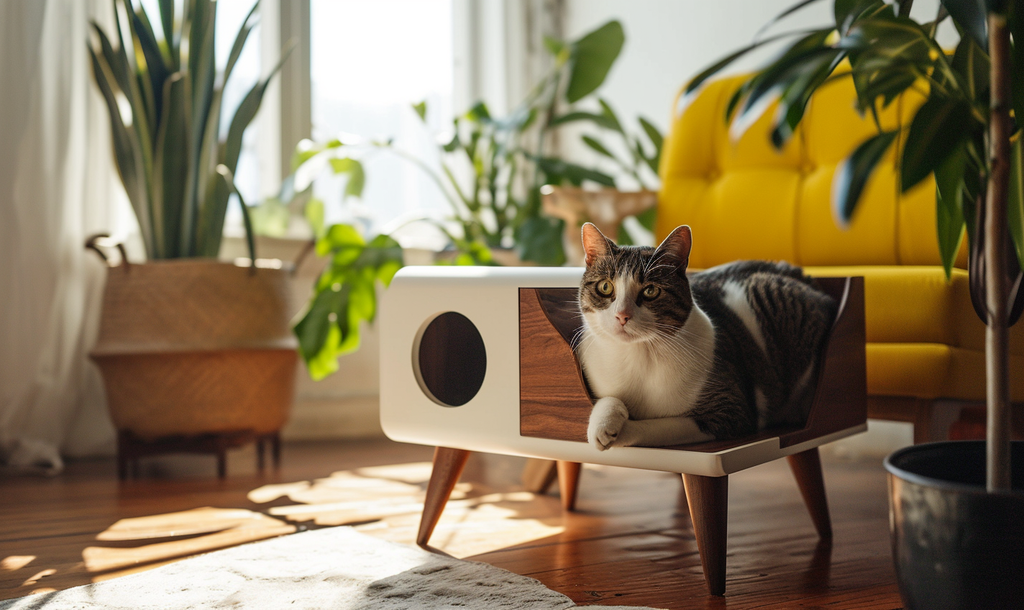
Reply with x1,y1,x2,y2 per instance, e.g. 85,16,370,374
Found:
588,397,629,451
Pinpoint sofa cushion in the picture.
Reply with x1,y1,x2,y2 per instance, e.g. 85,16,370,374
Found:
658,74,968,270
804,266,1024,401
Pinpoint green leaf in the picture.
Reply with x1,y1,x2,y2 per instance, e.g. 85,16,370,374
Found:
950,35,990,101
581,135,615,159
833,130,899,226
515,216,566,266
935,146,968,278
215,165,257,267
532,155,616,187
377,260,403,286
617,223,636,245
543,35,566,57
88,44,154,257
735,30,837,125
328,157,367,198
684,31,800,95
318,223,366,256
853,67,918,113
941,0,988,50
1009,0,1024,129
132,10,171,115
412,100,427,121
200,45,292,256
549,111,617,129
638,117,664,157
249,197,290,237
224,2,260,88
755,0,827,40
771,50,845,148
465,101,491,123
158,0,175,57
901,97,974,192
305,197,326,238
597,98,624,134
153,72,191,258
223,47,292,173
636,206,658,231
294,286,347,379
1009,138,1024,270
835,0,886,33
566,20,624,103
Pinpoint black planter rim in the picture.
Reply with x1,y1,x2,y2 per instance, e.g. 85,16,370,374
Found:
884,440,1024,497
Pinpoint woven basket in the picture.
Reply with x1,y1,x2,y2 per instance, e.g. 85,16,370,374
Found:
89,258,298,440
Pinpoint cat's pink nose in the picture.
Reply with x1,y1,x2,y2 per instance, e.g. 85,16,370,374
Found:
616,311,631,326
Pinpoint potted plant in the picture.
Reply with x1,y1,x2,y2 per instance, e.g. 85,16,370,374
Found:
692,0,1022,606
87,0,295,477
285,20,664,379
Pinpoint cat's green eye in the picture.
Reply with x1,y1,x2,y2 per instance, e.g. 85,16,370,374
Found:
596,279,614,297
642,285,661,300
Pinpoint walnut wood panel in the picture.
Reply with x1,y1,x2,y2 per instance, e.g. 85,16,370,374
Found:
519,289,592,442
777,277,867,447
518,278,867,452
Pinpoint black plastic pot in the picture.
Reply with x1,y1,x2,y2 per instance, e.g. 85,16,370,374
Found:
885,441,1024,610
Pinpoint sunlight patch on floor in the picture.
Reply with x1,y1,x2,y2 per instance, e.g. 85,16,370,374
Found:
83,508,295,573
1,556,35,571
247,461,566,558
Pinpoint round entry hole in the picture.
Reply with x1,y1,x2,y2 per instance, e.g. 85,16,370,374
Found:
415,312,487,407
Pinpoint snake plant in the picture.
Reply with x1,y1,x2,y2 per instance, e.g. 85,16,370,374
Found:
89,0,287,260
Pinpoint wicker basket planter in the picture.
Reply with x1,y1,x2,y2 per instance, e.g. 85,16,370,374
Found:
88,258,298,477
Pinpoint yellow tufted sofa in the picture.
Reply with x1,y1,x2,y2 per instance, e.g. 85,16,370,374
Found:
655,74,1024,442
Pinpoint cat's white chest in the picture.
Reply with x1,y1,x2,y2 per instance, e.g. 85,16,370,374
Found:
579,310,715,419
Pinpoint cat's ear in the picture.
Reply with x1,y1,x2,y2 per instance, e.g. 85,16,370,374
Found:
581,222,612,266
654,225,692,269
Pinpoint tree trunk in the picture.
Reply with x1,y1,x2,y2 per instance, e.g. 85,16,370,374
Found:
985,11,1013,492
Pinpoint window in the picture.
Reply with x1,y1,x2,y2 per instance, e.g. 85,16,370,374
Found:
308,0,455,236
215,0,262,206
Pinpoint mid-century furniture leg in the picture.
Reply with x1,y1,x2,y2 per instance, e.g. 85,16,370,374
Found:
417,446,471,547
556,461,582,511
786,447,833,539
271,433,282,468
682,473,729,596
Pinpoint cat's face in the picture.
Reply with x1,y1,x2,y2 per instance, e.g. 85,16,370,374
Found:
578,224,694,344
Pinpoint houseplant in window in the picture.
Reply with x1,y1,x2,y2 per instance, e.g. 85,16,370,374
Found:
691,0,1022,606
87,0,294,477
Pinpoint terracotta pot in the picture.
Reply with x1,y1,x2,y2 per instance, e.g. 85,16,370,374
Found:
885,441,1024,610
89,259,298,440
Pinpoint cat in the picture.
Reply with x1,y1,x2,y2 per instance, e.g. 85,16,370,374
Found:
575,222,837,451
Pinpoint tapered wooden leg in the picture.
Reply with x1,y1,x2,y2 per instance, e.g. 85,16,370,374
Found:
216,449,227,479
256,438,266,472
556,461,582,511
417,447,471,547
786,447,833,539
682,473,729,596
271,433,282,468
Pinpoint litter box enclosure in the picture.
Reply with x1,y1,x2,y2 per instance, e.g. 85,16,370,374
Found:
380,267,866,477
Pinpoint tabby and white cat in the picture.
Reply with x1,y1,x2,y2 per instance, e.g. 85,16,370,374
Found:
576,223,837,450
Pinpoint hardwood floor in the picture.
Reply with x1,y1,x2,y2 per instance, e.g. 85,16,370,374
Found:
0,438,902,609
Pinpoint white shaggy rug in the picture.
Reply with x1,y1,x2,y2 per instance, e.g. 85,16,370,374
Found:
0,527,660,609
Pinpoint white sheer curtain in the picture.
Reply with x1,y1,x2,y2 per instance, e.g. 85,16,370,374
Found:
0,0,132,474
